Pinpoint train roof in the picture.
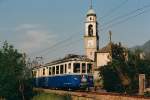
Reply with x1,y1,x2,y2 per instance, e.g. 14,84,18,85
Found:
32,54,93,69
46,54,93,66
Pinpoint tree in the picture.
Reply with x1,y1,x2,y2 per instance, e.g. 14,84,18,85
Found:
99,43,150,94
0,41,33,100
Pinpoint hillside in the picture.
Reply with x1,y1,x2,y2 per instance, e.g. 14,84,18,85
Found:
131,40,150,53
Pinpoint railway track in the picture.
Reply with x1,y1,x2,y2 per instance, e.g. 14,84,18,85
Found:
34,88,150,100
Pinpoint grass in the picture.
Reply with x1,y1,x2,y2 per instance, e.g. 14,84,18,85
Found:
32,93,71,100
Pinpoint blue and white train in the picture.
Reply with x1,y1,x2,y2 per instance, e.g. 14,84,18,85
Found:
32,54,94,90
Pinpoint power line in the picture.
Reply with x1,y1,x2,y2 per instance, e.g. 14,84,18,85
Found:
30,3,150,59
42,37,83,61
101,4,150,29
41,35,82,57
30,30,82,56
101,6,150,31
101,0,128,19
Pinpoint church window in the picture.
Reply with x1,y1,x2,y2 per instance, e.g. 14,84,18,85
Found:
90,17,92,20
88,24,93,36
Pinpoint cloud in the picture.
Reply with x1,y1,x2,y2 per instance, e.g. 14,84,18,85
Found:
15,24,57,56
15,24,40,31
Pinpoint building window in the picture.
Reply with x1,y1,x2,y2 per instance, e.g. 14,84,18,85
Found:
43,68,45,75
60,65,64,74
52,66,55,75
90,17,92,20
73,63,80,73
82,63,86,73
56,66,59,74
87,63,92,73
88,24,93,36
49,67,51,75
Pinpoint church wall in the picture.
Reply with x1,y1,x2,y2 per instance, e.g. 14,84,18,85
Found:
96,52,110,68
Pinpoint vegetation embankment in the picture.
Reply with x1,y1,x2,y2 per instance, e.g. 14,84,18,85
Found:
99,43,150,95
0,41,34,100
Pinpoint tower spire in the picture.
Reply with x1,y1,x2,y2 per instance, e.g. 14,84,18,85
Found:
90,0,93,9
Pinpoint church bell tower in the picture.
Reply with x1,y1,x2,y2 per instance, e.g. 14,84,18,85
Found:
84,1,99,61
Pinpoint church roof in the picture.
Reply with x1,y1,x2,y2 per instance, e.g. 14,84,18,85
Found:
87,8,96,16
98,43,113,53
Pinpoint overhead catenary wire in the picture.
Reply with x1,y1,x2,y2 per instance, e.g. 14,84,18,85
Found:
101,6,150,31
30,1,127,57
41,35,83,57
30,3,150,61
101,0,129,19
30,30,82,56
101,4,150,29
43,37,83,62
30,1,129,57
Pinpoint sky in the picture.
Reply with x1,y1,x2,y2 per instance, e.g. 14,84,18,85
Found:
0,0,150,62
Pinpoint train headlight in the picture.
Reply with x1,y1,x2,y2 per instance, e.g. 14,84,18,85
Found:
74,78,78,80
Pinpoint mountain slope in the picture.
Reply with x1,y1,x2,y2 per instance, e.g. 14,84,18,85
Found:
131,40,150,53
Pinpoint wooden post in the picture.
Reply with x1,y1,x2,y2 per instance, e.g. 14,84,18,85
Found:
139,74,145,95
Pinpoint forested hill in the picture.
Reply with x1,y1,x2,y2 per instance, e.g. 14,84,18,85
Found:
131,40,150,53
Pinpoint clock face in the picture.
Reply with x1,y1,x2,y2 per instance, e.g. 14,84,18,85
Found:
87,40,94,47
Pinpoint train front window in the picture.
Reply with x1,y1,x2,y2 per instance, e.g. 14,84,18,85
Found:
60,65,64,74
52,66,55,75
56,66,59,74
87,63,92,73
82,63,86,73
32,71,36,77
43,68,45,75
73,63,80,73
49,67,51,75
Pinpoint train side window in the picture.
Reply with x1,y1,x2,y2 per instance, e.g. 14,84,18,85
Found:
49,67,51,75
87,63,92,73
82,63,86,73
52,66,55,75
60,65,64,74
68,63,71,69
64,64,67,73
56,66,59,74
43,68,45,75
73,63,80,73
